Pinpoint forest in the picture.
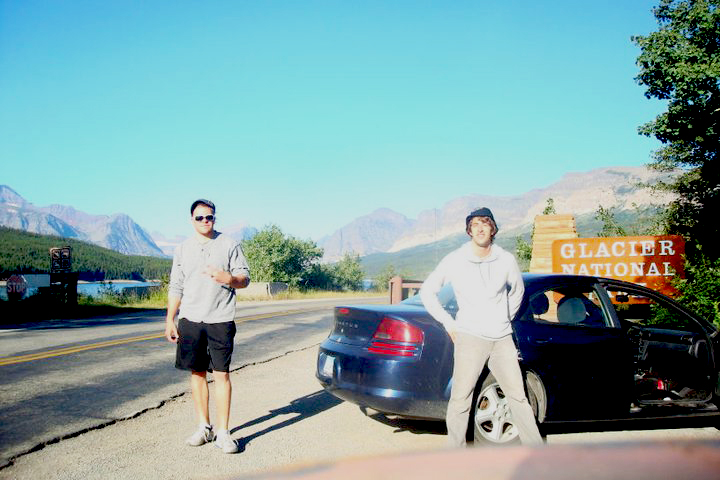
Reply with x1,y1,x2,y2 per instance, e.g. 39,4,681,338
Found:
0,227,171,281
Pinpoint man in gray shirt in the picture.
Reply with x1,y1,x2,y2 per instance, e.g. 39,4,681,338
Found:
165,199,250,454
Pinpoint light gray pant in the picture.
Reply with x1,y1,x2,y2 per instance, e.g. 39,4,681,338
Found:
446,333,543,447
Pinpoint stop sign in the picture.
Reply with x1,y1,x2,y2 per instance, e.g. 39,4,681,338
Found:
7,274,28,301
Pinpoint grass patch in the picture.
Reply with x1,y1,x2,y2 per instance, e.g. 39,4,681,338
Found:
0,296,162,324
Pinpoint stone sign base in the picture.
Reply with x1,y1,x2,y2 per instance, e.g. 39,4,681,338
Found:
529,214,578,273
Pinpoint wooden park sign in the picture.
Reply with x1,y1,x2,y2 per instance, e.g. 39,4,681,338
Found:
552,235,685,297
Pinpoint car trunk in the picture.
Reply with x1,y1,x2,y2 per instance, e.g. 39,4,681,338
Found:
328,306,384,346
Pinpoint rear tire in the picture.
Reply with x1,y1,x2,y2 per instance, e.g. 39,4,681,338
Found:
471,371,546,446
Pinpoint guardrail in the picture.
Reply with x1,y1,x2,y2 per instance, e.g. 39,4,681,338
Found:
388,276,423,304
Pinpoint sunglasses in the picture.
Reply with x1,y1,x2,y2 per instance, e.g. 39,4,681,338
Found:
194,215,215,222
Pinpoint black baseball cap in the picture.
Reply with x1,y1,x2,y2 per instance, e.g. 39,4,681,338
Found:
465,207,496,229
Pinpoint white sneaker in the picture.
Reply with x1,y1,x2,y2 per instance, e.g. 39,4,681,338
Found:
186,425,215,446
214,433,239,454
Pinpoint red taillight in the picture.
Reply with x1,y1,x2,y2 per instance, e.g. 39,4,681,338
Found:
373,317,424,343
367,317,424,357
337,308,350,315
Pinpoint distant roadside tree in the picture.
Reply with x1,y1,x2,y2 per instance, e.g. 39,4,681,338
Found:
301,263,333,290
300,253,364,291
242,226,365,291
241,225,322,287
633,0,720,260
372,264,407,292
330,253,364,291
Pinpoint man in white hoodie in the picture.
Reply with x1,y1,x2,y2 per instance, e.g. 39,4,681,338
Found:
420,207,542,447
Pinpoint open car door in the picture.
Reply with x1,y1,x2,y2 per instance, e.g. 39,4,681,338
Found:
601,280,717,409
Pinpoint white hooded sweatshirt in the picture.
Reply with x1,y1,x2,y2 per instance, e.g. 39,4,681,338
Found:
420,242,524,339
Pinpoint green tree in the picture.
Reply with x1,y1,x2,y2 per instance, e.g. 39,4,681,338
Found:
515,236,532,272
241,225,322,287
299,254,365,291
595,204,667,237
330,253,364,291
512,197,554,272
372,264,406,292
301,263,334,290
675,252,720,328
373,264,396,292
542,198,557,215
633,0,720,260
595,206,628,237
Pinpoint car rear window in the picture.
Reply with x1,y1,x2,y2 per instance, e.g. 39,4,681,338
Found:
402,283,456,309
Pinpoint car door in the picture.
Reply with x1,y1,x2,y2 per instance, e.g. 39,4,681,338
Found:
513,279,634,421
600,280,717,407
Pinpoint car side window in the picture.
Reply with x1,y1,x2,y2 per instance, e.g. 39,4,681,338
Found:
528,287,610,328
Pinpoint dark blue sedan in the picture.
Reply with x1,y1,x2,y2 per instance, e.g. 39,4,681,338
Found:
316,273,720,444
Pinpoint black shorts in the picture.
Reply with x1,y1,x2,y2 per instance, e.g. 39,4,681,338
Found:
175,318,237,373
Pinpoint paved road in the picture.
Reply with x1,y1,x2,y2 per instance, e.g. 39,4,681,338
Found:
0,297,384,468
1,295,719,479
2,344,719,480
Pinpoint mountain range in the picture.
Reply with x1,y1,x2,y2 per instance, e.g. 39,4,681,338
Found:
0,186,166,257
150,224,258,257
0,185,259,257
1,165,675,261
318,166,676,262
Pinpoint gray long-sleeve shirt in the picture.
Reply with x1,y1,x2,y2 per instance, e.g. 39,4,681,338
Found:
168,232,250,324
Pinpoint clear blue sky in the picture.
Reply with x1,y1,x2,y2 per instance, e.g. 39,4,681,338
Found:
1,0,664,241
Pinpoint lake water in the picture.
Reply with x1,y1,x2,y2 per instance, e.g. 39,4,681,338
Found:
77,281,161,297
1,281,161,301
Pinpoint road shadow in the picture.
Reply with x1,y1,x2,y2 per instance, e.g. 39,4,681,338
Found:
231,390,343,451
361,407,447,436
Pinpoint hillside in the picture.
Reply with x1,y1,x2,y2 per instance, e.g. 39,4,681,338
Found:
321,166,675,262
359,206,664,280
0,227,171,281
0,185,165,257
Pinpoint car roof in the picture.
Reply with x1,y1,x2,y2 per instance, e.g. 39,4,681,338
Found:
521,272,603,287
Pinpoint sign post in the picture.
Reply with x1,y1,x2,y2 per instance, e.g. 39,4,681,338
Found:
50,246,72,273
49,246,77,305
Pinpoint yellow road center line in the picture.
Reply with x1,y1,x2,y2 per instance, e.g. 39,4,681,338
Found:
0,307,331,367
0,333,163,366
